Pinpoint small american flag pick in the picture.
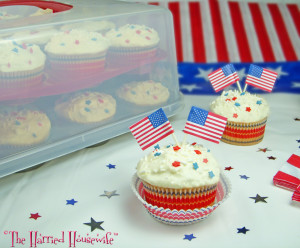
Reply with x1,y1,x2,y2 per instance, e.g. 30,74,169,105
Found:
208,64,239,92
183,107,227,144
245,64,278,92
129,108,174,150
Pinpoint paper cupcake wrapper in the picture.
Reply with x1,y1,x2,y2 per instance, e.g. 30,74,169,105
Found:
142,181,217,210
0,66,44,89
221,117,267,146
131,173,231,225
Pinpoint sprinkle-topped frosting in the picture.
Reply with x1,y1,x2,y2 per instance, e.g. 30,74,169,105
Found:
117,80,169,106
0,110,51,145
0,40,46,72
136,143,220,189
60,21,115,33
10,28,57,45
55,92,116,123
0,11,20,20
105,24,159,48
210,90,269,122
45,29,110,55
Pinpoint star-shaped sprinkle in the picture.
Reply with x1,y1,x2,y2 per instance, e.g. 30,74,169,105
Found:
240,92,245,96
208,171,215,178
237,227,249,234
173,146,181,151
172,161,181,167
246,107,251,112
203,158,208,163
268,156,276,160
249,194,268,203
233,113,238,118
183,234,196,241
193,162,199,170
30,213,41,220
154,144,160,149
106,163,116,169
154,152,161,156
232,97,237,101
100,190,119,199
85,100,91,105
234,102,240,107
240,175,250,180
225,166,234,171
66,199,78,205
257,148,271,153
194,150,201,155
225,98,231,102
84,218,104,232
256,100,262,105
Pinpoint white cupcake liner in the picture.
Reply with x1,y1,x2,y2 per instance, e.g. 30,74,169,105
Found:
131,173,231,225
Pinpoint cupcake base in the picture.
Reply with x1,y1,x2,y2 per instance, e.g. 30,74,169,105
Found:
221,117,267,146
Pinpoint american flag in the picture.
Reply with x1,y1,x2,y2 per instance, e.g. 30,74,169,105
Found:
245,64,278,92
129,108,174,150
208,64,239,92
183,106,227,144
147,1,299,63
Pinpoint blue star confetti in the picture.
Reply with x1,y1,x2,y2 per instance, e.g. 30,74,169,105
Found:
249,194,268,203
183,234,196,241
237,227,250,234
106,163,116,169
84,218,104,232
208,171,215,178
193,162,199,170
240,175,250,180
66,199,78,205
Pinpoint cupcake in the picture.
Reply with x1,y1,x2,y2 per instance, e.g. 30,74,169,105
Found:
105,24,160,66
55,91,116,124
117,80,169,107
0,10,20,20
0,40,46,89
0,109,51,146
210,90,269,146
136,143,221,210
44,29,110,77
60,20,115,35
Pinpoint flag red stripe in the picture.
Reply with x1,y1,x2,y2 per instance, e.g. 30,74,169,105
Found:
273,171,300,191
133,122,153,140
138,122,172,144
129,116,148,130
229,2,253,62
287,4,300,37
189,2,205,62
249,3,275,62
141,130,175,151
148,2,159,6
168,2,183,62
209,0,229,62
185,122,223,138
183,130,219,144
268,4,298,61
287,154,300,169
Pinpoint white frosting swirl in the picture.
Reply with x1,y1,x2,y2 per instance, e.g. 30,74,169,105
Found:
210,90,269,122
136,143,220,189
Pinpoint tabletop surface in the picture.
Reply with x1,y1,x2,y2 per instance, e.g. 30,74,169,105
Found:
0,93,299,248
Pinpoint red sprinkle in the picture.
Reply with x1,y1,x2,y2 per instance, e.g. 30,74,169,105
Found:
203,158,208,163
125,39,130,43
225,98,231,102
136,30,141,34
233,113,238,118
232,97,237,101
191,142,197,146
145,36,151,40
194,150,201,155
173,146,181,151
75,40,80,45
246,107,251,112
172,161,181,167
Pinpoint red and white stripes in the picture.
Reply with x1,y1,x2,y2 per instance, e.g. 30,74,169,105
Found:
148,0,300,63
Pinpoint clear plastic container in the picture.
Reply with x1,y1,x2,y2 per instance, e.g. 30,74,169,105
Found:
0,0,183,177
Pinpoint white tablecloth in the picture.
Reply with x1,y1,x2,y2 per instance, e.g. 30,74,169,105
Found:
0,93,299,248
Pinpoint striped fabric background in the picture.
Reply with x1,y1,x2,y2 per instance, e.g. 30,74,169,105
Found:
147,0,300,63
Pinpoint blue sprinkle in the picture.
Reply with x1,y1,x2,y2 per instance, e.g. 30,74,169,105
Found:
234,102,241,107
15,120,21,125
130,25,135,29
91,37,97,41
12,48,18,53
32,133,37,138
193,162,199,170
166,145,171,148
154,152,161,157
240,92,246,96
224,93,228,96
209,171,215,178
60,43,65,46
84,107,90,112
154,144,160,149
85,100,91,105
131,90,136,95
146,90,150,95
207,149,210,152
116,33,122,37
104,109,109,113
256,100,262,105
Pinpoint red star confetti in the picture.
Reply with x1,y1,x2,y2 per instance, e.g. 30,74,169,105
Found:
194,150,201,155
246,107,251,112
257,148,271,153
173,146,181,151
30,213,41,220
172,161,181,167
268,156,276,160
225,166,234,171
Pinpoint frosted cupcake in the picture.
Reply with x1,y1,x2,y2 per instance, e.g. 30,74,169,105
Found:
0,40,46,89
0,109,51,146
210,90,269,146
45,29,110,77
117,80,169,107
136,143,220,210
105,24,159,65
55,91,116,124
